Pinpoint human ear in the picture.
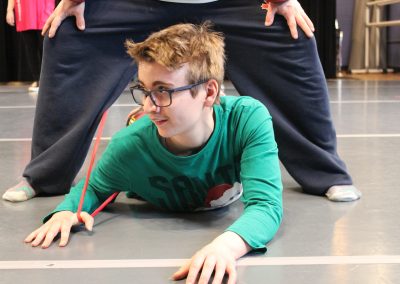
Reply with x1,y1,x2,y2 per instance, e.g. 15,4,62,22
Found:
204,79,219,107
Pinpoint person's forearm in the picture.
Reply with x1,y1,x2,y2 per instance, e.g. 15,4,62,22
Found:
212,231,252,260
7,0,14,11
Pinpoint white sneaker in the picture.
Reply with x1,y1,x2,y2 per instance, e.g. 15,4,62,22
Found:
326,185,361,202
2,179,37,202
28,81,39,93
28,87,39,93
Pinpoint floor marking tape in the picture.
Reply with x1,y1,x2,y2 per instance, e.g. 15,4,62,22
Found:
330,100,400,103
337,134,400,138
2,134,400,142
0,104,137,109
0,138,111,142
1,255,400,270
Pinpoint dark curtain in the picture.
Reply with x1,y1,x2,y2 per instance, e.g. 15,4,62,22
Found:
0,0,45,82
1,0,336,81
300,0,337,78
1,0,34,81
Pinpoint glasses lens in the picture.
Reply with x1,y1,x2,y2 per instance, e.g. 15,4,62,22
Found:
130,86,173,107
151,90,171,107
131,87,146,106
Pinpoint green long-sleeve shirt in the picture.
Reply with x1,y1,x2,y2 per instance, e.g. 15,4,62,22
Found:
50,95,283,250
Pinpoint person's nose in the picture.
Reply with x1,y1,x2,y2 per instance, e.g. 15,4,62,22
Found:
143,96,160,113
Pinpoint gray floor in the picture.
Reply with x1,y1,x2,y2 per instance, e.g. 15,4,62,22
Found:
1,80,400,283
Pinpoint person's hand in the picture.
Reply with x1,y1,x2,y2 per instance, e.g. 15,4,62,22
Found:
171,232,251,284
264,0,315,39
172,242,237,284
42,0,85,38
24,211,93,248
6,9,15,26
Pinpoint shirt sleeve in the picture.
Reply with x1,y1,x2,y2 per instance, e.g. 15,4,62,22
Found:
43,137,133,222
226,102,283,251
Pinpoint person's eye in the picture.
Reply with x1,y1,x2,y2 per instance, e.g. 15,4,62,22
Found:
156,86,169,91
134,84,144,90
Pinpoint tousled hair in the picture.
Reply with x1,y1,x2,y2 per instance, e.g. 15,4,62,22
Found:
125,22,225,101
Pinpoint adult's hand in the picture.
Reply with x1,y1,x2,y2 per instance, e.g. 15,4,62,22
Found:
24,211,93,248
42,0,85,38
6,9,15,26
264,0,315,39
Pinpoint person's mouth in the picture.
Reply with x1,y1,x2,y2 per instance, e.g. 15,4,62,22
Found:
151,117,168,126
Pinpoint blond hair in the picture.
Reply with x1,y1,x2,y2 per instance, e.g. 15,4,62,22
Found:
126,22,225,100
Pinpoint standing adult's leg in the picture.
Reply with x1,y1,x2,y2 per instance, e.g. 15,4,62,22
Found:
212,0,353,195
22,0,169,195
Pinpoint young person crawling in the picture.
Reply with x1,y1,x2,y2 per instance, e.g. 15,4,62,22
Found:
24,23,283,284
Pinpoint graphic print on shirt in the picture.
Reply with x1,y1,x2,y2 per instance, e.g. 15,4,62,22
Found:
200,182,243,211
148,162,242,211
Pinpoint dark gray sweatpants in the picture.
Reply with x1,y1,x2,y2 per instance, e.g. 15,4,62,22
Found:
23,0,352,196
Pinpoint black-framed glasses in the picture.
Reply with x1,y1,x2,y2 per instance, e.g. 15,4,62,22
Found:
129,80,208,107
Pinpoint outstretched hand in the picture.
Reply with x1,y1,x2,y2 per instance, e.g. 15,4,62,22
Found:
42,0,85,38
172,242,237,284
171,231,251,284
264,0,315,39
24,211,93,248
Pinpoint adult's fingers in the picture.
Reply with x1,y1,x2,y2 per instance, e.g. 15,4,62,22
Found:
299,9,315,37
75,10,85,30
42,12,56,36
286,13,298,39
296,19,312,38
6,17,15,26
268,0,316,39
264,6,277,26
48,14,67,38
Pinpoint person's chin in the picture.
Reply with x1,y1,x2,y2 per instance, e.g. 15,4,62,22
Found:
156,127,169,138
